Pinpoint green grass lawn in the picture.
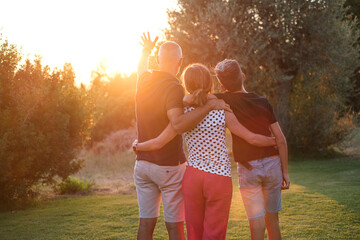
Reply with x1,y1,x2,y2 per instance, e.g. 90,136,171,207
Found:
0,157,359,240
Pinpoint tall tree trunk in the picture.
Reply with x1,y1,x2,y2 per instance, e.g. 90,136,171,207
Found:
275,79,292,137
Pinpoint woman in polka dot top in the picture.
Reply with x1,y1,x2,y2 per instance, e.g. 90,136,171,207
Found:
135,64,276,240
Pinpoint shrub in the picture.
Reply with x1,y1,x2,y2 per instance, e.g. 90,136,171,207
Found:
0,37,91,204
57,176,95,195
289,74,355,152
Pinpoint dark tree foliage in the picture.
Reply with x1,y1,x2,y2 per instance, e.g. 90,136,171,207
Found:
166,0,360,152
345,0,360,28
0,37,91,203
344,0,360,113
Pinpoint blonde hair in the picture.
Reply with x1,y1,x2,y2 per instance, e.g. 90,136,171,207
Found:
182,64,212,106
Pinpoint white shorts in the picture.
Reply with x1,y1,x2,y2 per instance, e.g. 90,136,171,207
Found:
134,160,186,222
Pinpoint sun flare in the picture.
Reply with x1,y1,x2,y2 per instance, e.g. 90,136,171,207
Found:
0,0,176,86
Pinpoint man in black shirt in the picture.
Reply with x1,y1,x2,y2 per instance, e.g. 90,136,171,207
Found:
134,33,231,240
214,59,290,240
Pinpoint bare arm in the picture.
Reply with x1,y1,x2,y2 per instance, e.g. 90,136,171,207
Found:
136,123,177,152
137,32,158,78
136,95,228,150
225,111,276,147
270,122,290,190
168,98,232,134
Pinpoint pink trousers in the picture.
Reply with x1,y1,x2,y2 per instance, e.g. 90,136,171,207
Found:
182,166,233,240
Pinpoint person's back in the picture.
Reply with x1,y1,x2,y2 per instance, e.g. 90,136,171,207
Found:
214,91,278,167
180,64,233,240
134,36,188,240
215,59,290,240
183,107,231,177
136,70,186,166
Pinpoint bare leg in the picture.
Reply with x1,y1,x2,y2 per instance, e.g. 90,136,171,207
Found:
265,212,281,240
165,222,185,240
137,218,157,240
249,218,266,240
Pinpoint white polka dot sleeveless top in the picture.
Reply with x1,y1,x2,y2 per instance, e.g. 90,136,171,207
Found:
184,107,231,177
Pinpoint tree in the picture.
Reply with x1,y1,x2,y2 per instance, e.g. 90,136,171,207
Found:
0,36,91,204
88,63,137,144
344,0,360,113
166,0,359,152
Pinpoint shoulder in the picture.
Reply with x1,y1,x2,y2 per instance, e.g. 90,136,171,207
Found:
138,71,151,82
214,92,226,100
257,94,273,107
154,71,185,95
249,92,265,99
250,94,276,116
249,93,271,104
166,81,185,96
164,76,184,96
168,80,184,89
151,71,183,89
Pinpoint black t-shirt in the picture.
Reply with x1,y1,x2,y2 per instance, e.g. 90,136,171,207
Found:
215,92,279,165
136,71,186,166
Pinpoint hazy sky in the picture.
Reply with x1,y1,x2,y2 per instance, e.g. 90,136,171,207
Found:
0,0,177,85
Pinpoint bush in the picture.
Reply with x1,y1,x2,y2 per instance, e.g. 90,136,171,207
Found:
289,74,355,152
57,176,95,195
0,37,91,204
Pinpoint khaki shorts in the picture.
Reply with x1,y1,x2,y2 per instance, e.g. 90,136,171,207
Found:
134,160,186,222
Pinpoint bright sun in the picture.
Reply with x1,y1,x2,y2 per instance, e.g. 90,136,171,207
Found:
0,0,177,86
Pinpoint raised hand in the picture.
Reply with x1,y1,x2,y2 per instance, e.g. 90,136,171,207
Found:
140,32,159,51
138,32,159,76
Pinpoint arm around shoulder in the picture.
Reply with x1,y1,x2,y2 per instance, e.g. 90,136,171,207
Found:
225,111,276,147
136,123,178,152
168,98,233,134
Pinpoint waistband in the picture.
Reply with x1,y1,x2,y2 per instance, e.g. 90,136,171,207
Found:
249,155,279,162
136,159,186,166
240,155,280,170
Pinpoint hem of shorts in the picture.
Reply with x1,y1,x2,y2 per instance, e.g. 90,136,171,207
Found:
139,214,160,219
246,207,282,221
164,218,185,223
266,207,282,214
247,214,265,221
